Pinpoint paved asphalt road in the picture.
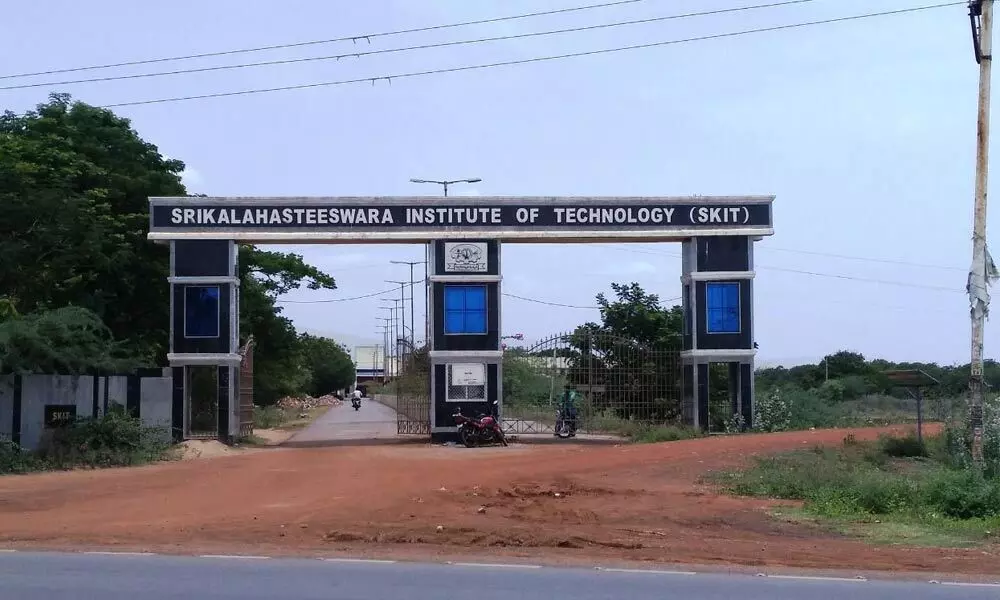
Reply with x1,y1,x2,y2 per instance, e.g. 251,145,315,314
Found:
1,551,997,600
287,398,399,444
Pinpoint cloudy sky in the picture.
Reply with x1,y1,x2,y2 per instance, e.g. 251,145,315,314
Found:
2,0,995,366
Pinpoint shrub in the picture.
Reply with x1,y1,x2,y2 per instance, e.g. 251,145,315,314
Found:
37,405,169,469
922,470,1000,520
631,424,702,444
253,404,289,429
880,432,927,458
0,438,44,474
754,387,791,432
725,412,747,434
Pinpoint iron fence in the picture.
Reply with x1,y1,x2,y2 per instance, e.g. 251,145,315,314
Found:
502,330,682,435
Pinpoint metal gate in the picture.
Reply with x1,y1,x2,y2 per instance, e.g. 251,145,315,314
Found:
395,348,431,435
237,336,255,438
502,330,682,435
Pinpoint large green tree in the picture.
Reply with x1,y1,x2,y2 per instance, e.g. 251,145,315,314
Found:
298,334,356,397
0,95,338,402
0,93,182,360
568,283,685,421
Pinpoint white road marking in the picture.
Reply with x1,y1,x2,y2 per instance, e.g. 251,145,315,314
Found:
940,581,1000,588
0,549,16,553
759,574,868,582
597,567,697,575
320,558,397,564
199,554,271,560
448,562,542,569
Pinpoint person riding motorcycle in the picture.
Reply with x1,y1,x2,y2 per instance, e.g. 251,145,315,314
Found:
351,388,362,409
555,384,579,437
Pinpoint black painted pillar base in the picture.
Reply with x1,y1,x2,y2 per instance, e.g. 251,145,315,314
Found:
696,363,710,432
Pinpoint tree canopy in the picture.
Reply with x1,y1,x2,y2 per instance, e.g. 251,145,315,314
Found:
0,94,353,402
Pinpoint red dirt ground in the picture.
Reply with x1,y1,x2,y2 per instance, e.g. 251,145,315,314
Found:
0,424,996,576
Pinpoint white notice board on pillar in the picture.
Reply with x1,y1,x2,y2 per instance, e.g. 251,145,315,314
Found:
449,363,486,386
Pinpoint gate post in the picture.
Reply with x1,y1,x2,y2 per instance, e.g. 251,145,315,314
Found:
680,236,758,431
166,239,241,444
427,240,503,443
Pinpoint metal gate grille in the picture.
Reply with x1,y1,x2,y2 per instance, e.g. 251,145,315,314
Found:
502,330,681,435
395,348,431,435
238,336,255,438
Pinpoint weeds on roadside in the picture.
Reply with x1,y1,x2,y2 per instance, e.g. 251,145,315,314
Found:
713,431,1000,544
253,405,291,429
629,424,702,444
37,406,170,469
0,407,171,475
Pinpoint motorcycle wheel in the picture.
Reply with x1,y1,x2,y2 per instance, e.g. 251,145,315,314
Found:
459,426,476,448
555,421,572,439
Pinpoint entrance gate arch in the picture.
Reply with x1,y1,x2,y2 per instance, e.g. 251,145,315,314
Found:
148,196,774,443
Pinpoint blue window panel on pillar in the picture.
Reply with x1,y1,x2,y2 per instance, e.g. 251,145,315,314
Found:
443,285,488,335
184,285,221,338
705,282,740,334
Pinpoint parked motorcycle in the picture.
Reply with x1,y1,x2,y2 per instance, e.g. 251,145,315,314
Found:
453,400,508,448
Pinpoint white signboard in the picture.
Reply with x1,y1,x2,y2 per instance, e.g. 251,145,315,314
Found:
450,363,486,386
444,242,488,273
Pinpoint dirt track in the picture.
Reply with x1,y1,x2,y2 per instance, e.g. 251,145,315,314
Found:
0,425,996,575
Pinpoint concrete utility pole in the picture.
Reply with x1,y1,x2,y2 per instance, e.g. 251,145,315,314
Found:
390,259,426,348
968,0,995,467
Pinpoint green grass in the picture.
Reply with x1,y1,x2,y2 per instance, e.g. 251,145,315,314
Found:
710,431,1000,547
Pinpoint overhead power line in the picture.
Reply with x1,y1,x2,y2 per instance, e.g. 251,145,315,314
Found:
0,0,650,80
620,242,967,272
610,246,964,292
502,291,601,309
0,0,818,91
278,281,604,309
100,3,964,109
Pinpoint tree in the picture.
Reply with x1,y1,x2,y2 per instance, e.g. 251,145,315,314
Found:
238,247,337,404
0,306,136,374
0,95,338,399
568,283,684,421
0,93,183,361
298,334,355,397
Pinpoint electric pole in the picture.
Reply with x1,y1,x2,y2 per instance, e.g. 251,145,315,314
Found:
386,280,409,361
391,259,426,349
376,318,390,382
968,0,995,468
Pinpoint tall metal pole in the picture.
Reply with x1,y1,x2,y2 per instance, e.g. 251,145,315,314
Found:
390,260,425,348
386,280,408,350
968,0,994,467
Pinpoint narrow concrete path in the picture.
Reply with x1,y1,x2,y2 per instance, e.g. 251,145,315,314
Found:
286,399,400,446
